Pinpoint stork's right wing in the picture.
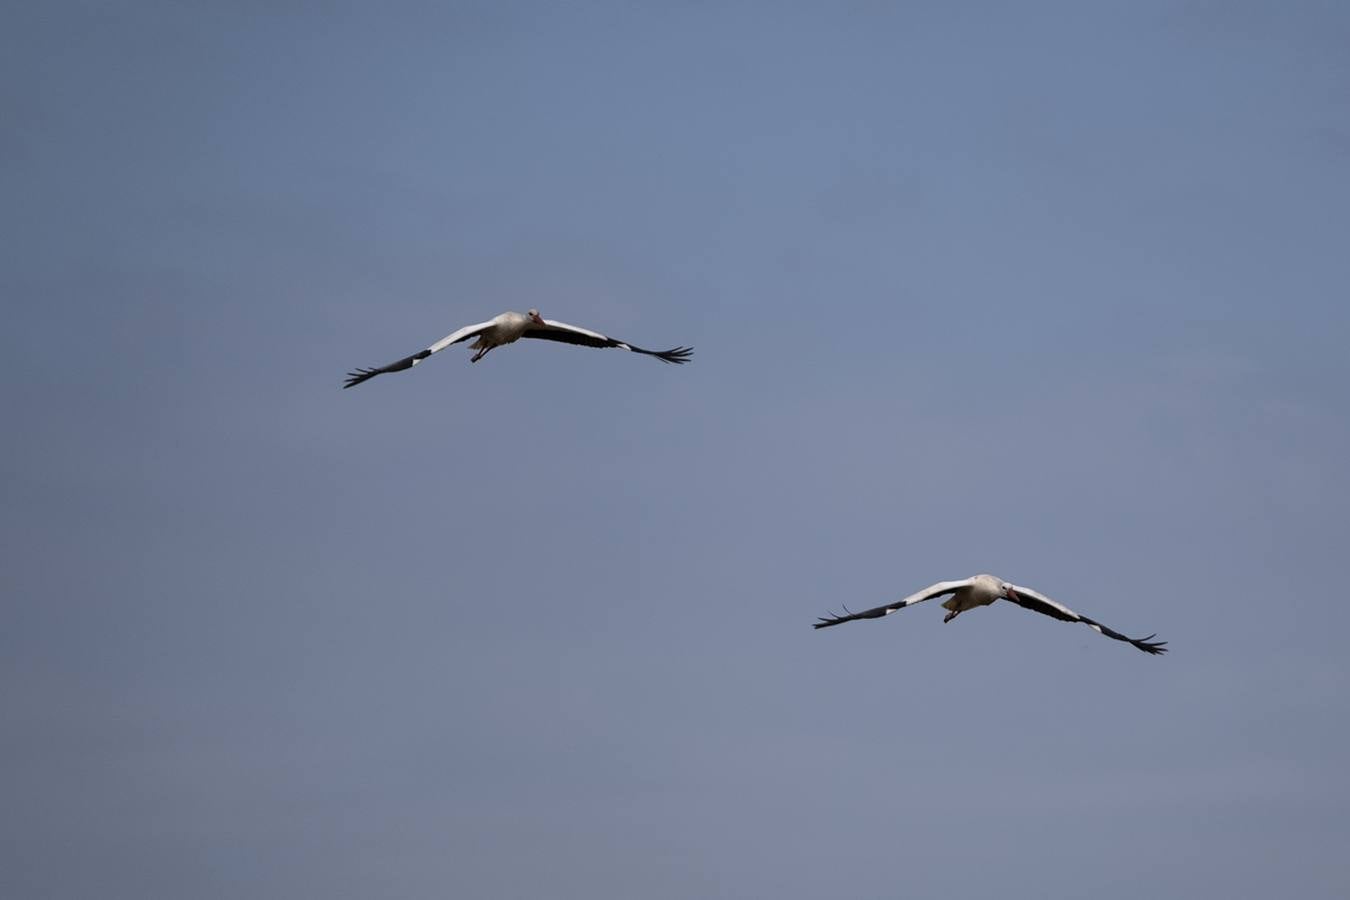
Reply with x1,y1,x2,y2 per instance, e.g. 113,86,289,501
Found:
343,319,495,388
813,579,976,629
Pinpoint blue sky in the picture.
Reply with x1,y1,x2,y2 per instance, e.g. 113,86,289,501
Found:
3,2,1349,897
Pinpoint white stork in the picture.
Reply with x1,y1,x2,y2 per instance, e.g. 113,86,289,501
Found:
344,309,693,388
814,574,1167,654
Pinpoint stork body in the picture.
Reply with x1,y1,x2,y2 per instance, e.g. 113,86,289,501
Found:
937,573,1005,622
463,310,537,362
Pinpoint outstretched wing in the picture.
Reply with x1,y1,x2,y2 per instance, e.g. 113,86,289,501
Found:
343,320,495,388
1004,584,1168,655
814,579,976,630
522,319,693,364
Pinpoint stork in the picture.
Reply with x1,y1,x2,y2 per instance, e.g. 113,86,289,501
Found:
814,574,1167,654
344,309,692,388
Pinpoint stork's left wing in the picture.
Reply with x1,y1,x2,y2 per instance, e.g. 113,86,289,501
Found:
1004,584,1168,654
522,319,693,364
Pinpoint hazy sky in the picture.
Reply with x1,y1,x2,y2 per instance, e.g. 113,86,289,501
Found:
4,2,1349,898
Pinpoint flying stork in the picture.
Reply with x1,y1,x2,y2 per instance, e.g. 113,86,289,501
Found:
814,574,1167,655
344,309,692,388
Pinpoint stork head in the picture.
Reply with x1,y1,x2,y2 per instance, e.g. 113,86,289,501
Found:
527,308,545,325
1001,582,1020,602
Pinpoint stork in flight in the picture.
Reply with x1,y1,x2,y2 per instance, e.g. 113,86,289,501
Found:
344,309,693,388
814,574,1167,654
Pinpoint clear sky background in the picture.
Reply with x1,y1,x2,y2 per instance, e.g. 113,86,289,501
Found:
4,2,1349,898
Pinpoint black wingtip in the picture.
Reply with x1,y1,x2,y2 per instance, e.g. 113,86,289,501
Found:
654,346,694,364
1129,633,1169,654
342,351,427,388
343,367,381,389
813,607,853,629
